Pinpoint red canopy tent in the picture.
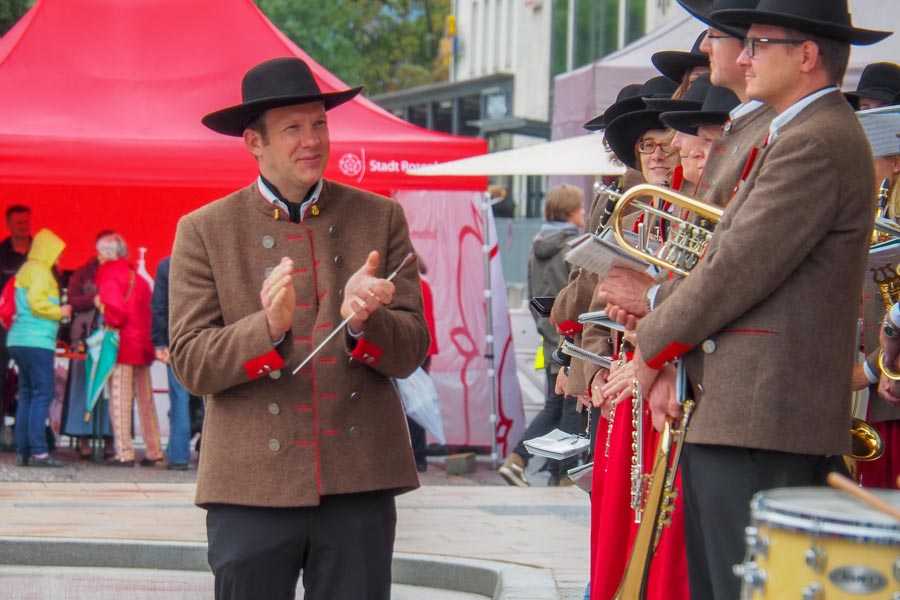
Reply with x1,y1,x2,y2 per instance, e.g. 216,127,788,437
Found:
0,0,486,270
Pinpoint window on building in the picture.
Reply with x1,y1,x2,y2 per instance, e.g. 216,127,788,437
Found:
433,100,454,134
459,94,481,137
408,104,429,128
551,0,647,76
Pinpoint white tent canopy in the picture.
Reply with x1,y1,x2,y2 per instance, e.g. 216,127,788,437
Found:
408,133,626,177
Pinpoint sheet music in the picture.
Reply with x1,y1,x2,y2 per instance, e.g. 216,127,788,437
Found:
564,228,654,279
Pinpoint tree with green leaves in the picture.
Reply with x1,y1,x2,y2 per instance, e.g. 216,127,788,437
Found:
255,0,451,95
0,0,33,36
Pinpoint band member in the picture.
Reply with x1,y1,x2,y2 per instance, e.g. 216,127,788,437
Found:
855,105,900,488
845,62,900,111
551,78,675,410
589,99,687,600
664,79,741,191
598,1,890,598
168,57,429,599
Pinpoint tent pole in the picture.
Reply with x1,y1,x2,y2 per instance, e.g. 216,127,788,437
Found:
480,192,499,468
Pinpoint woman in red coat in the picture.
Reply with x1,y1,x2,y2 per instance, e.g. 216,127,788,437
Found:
95,233,162,466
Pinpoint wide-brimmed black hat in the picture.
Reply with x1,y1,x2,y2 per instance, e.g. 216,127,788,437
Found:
652,32,710,84
846,63,900,109
584,77,677,131
645,74,713,114
661,81,741,135
202,57,363,136
677,0,754,39
712,0,892,45
605,109,672,170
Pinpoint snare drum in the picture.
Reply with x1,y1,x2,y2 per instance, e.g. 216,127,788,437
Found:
735,487,900,599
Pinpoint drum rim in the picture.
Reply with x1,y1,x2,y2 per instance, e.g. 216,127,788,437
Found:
752,490,900,545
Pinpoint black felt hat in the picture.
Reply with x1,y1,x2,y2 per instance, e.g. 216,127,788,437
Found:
712,0,892,45
652,32,710,84
846,63,900,109
677,0,755,39
584,77,677,131
643,74,712,112
202,57,363,136
604,110,671,170
661,81,741,135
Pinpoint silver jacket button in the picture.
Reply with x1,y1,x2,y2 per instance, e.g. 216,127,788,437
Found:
269,369,282,380
262,235,275,249
333,255,343,266
701,339,717,354
349,392,361,401
328,225,338,237
268,403,280,415
348,426,360,438
268,438,281,452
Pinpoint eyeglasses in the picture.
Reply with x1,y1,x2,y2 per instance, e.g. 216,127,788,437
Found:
743,37,808,59
637,138,677,156
705,33,733,40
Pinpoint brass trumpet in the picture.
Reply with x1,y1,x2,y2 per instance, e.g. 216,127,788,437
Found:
605,183,724,277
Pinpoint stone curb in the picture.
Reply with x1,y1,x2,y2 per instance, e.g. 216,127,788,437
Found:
0,537,559,599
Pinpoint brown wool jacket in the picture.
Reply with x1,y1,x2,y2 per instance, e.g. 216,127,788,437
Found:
638,91,875,456
169,180,429,507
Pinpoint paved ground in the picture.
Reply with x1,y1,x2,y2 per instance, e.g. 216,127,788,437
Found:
0,308,593,598
0,475,589,599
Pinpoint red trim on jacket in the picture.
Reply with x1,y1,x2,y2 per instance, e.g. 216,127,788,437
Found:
556,320,584,336
645,341,693,370
242,349,285,380
350,337,384,366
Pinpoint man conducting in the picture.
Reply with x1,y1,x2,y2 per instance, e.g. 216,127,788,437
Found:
169,57,430,600
597,1,890,597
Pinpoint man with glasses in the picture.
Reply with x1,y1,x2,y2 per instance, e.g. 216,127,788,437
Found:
596,1,891,597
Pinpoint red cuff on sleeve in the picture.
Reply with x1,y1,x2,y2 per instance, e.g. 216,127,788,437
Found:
350,337,384,366
556,320,584,336
645,341,693,370
243,349,286,380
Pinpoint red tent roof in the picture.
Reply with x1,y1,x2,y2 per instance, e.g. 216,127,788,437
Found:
0,0,486,268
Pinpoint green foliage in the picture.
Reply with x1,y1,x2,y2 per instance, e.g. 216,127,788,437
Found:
255,0,451,95
0,0,33,36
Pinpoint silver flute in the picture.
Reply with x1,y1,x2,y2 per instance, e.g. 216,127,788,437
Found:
630,377,644,524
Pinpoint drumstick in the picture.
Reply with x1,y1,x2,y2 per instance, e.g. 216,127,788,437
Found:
827,472,900,521
291,252,416,376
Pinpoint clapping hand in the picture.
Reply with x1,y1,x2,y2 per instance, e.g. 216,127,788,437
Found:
261,257,296,342
341,251,395,334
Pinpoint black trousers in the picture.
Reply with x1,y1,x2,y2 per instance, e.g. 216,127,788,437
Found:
680,443,848,600
514,367,585,468
206,490,397,600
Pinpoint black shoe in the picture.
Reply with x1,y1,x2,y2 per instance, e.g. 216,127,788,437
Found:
15,454,28,467
139,457,163,467
415,459,428,473
105,458,135,467
166,462,189,471
29,455,65,468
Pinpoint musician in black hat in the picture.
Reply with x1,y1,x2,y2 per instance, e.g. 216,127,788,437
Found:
598,1,891,597
169,57,429,600
846,61,900,110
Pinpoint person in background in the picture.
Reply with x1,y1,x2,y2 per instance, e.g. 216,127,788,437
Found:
498,184,586,487
846,61,900,110
0,205,32,448
61,229,115,458
151,256,190,470
95,233,162,467
8,228,71,467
